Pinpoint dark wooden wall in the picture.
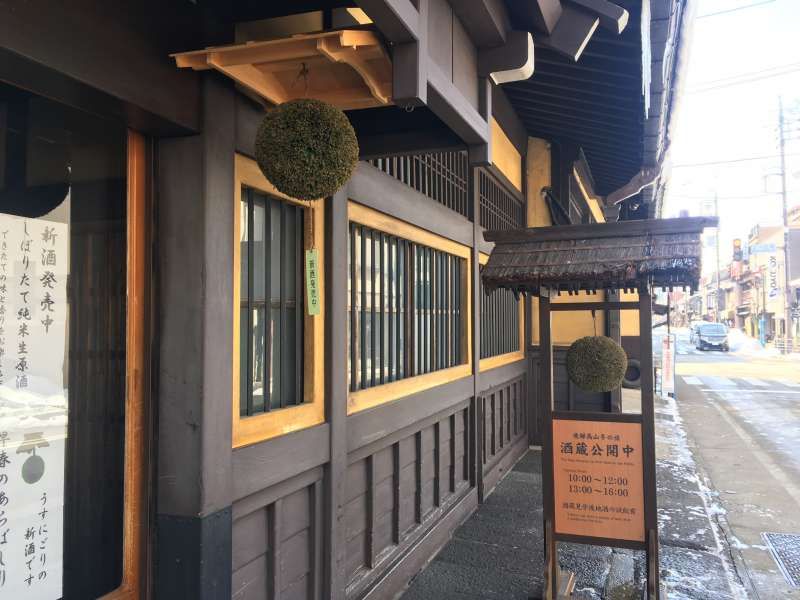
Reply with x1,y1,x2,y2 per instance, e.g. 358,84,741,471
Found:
227,98,530,600
526,347,609,445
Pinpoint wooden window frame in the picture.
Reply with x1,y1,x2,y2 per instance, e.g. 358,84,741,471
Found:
347,201,472,414
478,252,525,372
232,154,325,448
100,130,148,599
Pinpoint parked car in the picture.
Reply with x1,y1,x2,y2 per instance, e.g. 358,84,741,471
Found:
695,322,730,351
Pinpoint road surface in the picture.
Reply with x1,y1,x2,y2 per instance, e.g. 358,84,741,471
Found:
668,328,800,599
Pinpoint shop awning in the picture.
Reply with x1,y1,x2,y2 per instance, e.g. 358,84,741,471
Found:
481,216,717,295
172,29,392,111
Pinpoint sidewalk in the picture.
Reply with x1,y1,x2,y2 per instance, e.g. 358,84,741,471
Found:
400,395,747,599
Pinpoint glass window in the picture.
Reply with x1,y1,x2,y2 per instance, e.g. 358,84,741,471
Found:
239,187,305,416
347,223,464,391
0,81,129,598
480,286,520,359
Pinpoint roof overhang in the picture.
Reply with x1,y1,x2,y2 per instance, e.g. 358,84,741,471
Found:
481,216,718,296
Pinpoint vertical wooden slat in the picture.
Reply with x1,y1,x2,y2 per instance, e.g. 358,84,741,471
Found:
311,480,323,599
360,226,367,388
392,442,401,544
371,230,377,387
433,421,441,507
269,499,283,598
326,189,349,598
379,232,385,385
296,205,304,405
388,236,395,382
449,413,457,493
279,201,288,408
263,196,273,411
349,223,358,391
414,431,422,524
540,291,558,600
246,190,255,415
367,456,377,568
639,289,660,599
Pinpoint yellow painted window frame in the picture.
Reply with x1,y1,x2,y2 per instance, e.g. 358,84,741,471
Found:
232,154,325,448
478,252,525,371
347,201,472,414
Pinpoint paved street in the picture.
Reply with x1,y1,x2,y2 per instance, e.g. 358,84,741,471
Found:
669,328,800,599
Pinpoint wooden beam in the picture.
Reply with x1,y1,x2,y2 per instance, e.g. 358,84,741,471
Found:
508,0,563,35
483,216,718,243
450,0,510,48
357,128,465,159
549,301,639,311
206,59,288,105
569,0,629,34
355,0,420,43
538,5,600,61
427,61,490,146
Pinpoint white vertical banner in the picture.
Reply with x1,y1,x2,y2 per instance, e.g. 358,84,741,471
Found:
661,334,676,395
0,215,68,599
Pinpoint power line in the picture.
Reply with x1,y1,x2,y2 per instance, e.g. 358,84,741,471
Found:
671,152,800,168
667,193,780,200
696,0,775,19
687,66,800,94
689,61,800,89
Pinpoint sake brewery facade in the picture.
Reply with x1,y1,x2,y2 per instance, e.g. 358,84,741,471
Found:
0,1,689,598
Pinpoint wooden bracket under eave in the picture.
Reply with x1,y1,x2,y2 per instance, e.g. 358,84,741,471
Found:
172,30,393,111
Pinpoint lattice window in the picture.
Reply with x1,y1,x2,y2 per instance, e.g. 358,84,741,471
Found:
479,168,525,231
368,151,470,219
348,223,466,391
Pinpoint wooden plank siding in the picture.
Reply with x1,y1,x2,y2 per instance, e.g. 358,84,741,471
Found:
223,153,530,600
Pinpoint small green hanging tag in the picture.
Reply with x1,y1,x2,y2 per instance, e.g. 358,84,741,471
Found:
305,248,320,316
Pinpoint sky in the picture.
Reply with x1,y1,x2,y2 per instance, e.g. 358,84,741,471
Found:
661,0,800,274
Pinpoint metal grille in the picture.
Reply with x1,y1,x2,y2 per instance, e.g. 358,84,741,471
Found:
479,168,524,231
480,283,520,359
368,151,470,219
763,532,800,586
348,223,464,391
239,187,305,416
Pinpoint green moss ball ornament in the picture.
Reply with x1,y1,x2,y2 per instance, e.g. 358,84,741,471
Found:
566,336,628,393
254,99,359,201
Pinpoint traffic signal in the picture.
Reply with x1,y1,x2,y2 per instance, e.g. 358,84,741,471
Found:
733,238,742,262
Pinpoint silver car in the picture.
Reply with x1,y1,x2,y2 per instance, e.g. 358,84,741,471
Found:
695,323,729,351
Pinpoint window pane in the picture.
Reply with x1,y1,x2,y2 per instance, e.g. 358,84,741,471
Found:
0,82,127,598
239,190,305,416
347,224,465,391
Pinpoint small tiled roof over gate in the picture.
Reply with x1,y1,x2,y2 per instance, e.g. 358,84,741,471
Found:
481,217,717,296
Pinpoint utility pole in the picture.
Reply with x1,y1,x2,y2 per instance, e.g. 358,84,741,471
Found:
714,191,722,323
778,97,793,347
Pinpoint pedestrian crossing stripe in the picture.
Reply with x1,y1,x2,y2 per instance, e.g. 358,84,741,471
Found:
681,376,703,385
681,375,800,389
742,378,768,387
778,379,800,388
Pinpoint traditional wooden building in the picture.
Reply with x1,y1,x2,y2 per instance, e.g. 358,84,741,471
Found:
0,1,689,598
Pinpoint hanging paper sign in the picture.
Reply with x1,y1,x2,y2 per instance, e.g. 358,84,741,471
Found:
661,334,676,395
0,215,69,599
553,419,645,543
305,248,320,316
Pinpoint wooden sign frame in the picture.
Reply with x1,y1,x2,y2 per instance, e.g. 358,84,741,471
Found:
539,287,660,599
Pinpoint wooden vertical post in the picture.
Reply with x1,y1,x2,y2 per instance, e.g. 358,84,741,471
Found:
638,287,660,599
539,290,558,600
325,188,349,598
606,289,623,412
470,164,483,499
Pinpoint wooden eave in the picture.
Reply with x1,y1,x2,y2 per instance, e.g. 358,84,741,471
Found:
481,217,718,295
172,29,392,111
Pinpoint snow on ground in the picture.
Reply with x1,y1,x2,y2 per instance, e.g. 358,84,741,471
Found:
656,394,750,600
